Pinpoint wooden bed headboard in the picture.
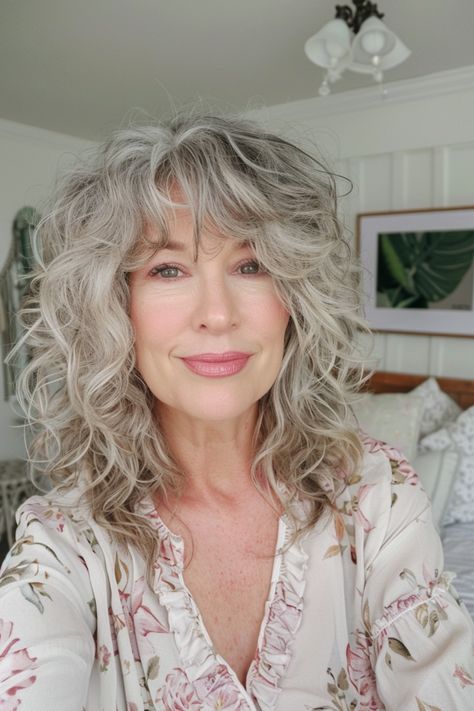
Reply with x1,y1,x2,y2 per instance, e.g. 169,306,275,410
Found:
366,371,474,410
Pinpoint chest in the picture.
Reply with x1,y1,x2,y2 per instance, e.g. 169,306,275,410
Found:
173,510,281,684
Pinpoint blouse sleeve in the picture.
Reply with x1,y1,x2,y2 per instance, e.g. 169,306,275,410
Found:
0,496,96,710
356,445,474,711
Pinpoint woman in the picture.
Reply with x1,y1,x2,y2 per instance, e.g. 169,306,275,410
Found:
0,113,473,710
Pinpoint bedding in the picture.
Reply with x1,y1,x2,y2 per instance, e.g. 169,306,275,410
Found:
408,376,462,437
359,372,474,620
442,522,474,619
420,406,474,524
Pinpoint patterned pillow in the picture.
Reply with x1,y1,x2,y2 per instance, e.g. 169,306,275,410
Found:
409,377,461,438
419,406,474,524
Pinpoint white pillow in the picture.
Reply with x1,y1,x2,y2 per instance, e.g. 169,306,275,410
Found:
412,449,459,531
419,405,474,524
408,377,461,438
352,393,424,462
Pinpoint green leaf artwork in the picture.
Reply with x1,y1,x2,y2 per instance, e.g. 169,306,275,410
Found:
376,230,474,309
0,205,41,399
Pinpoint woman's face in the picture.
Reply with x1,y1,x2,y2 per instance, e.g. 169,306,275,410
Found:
129,210,290,425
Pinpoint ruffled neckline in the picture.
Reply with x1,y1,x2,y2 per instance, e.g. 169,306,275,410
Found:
137,494,309,711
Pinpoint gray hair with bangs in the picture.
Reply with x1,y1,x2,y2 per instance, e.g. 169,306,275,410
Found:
16,111,371,576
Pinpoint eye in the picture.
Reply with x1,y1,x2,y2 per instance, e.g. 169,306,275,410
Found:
149,264,183,279
237,259,264,275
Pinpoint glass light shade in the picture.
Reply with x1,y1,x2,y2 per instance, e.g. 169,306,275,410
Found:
350,17,411,74
305,19,352,69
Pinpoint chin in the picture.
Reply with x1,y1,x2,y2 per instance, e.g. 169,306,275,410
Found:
158,387,264,424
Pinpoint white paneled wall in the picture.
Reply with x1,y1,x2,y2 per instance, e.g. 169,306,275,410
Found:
252,74,474,379
336,142,474,378
252,66,474,379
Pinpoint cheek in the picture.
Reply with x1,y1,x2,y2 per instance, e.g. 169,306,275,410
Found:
251,294,289,342
243,298,289,382
130,296,184,351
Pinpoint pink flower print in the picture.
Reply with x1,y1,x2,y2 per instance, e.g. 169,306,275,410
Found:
389,592,420,615
22,500,66,533
97,643,111,672
374,593,420,654
194,664,243,710
346,631,383,710
350,485,375,533
113,576,168,662
421,565,448,602
157,665,244,711
159,535,179,568
156,667,204,710
362,436,419,485
392,458,418,486
130,576,168,644
361,435,403,460
453,664,474,688
255,579,301,670
0,619,37,707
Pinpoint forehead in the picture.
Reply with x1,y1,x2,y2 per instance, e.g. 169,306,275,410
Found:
145,207,249,256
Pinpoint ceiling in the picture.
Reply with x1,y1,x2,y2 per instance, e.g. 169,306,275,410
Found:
1,0,474,141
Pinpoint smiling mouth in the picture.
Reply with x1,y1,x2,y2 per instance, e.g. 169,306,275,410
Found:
180,353,252,377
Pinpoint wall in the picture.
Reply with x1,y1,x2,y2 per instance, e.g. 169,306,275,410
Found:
0,119,93,459
1,67,473,458
249,66,474,379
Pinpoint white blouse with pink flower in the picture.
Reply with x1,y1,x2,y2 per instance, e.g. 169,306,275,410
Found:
0,438,473,710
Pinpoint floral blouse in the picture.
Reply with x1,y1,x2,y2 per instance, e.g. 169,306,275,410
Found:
1,437,474,710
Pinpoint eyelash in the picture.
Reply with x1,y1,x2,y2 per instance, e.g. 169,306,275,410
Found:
148,259,264,279
148,263,183,279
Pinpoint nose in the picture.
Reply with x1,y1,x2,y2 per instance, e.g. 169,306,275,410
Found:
192,274,239,333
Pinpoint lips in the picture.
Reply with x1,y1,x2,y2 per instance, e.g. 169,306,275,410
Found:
180,352,252,377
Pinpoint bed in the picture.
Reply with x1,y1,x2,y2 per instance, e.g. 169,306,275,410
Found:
357,371,474,619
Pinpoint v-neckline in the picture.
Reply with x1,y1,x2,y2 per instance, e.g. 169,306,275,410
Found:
140,494,309,710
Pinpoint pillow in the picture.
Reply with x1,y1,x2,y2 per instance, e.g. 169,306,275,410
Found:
412,449,459,531
408,377,461,438
352,393,424,462
419,405,474,524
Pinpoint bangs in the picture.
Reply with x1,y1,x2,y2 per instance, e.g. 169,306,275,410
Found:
126,134,281,269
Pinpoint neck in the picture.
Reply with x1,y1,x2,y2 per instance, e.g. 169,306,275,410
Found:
157,402,260,505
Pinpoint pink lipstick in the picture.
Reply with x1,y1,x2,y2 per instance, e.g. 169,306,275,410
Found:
180,352,251,378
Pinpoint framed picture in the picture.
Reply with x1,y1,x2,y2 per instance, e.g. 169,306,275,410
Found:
0,206,39,399
357,206,474,337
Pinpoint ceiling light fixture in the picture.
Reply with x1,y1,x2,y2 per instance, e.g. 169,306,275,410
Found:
304,1,410,96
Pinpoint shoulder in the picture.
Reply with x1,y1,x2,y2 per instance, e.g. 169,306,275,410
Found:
14,485,96,548
2,485,106,594
332,435,432,566
339,434,428,511
0,486,100,637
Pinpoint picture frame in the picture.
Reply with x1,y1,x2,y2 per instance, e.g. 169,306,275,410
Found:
0,206,39,399
357,206,474,337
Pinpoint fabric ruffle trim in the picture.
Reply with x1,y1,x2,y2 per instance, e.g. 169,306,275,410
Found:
141,495,309,711
370,570,457,640
246,514,309,711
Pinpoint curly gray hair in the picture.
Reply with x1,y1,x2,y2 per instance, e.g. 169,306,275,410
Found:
16,111,371,576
